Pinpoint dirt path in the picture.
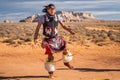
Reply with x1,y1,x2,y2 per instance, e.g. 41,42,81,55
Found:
0,42,120,80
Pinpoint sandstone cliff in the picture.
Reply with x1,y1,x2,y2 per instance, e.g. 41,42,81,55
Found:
56,11,95,22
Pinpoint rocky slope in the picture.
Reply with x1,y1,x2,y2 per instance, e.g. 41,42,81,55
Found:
19,11,97,22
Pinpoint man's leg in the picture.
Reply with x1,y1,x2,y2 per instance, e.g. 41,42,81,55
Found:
47,53,55,78
45,45,55,78
62,48,74,69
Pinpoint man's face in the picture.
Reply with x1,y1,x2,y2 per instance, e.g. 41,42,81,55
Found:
47,8,56,15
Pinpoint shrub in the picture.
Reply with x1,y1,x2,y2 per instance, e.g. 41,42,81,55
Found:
108,31,120,42
109,34,120,42
92,36,105,43
2,39,15,44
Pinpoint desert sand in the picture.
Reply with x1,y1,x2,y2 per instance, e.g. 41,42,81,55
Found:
0,41,120,80
0,22,120,80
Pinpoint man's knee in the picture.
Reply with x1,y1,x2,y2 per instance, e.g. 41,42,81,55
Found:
63,48,68,55
48,54,54,62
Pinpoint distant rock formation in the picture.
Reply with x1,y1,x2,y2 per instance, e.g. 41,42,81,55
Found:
3,19,12,23
19,14,40,22
56,11,95,22
19,11,97,22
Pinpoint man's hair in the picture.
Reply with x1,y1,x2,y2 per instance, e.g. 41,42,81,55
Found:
42,4,55,13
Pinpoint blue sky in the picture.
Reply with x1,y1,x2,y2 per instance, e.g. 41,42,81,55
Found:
0,0,120,21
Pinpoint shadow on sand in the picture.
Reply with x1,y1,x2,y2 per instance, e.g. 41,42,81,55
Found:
57,68,120,72
0,75,49,80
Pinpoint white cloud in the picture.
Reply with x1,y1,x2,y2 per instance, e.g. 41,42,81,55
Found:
5,12,30,16
91,11,120,15
0,12,32,21
0,0,120,21
13,0,120,12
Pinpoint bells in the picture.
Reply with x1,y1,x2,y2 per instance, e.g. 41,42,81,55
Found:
63,51,73,63
44,61,56,72
44,50,73,72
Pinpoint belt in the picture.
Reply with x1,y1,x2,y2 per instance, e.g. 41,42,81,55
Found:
44,36,57,38
44,36,50,38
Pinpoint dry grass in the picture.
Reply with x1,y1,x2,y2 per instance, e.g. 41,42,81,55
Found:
0,21,120,47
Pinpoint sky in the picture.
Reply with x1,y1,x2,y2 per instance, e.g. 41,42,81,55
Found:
0,0,120,21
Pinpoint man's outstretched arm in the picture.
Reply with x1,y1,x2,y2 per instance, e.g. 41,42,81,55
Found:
59,21,75,35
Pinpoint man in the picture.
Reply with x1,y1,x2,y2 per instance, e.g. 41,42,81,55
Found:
34,4,75,78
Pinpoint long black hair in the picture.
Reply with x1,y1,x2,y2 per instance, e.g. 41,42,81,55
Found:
42,4,55,13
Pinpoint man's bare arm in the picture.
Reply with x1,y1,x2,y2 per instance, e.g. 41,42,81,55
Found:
59,21,75,35
34,23,41,42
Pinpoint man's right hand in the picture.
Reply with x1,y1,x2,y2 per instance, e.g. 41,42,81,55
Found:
34,38,38,44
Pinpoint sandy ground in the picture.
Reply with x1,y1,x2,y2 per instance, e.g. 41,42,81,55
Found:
0,41,120,80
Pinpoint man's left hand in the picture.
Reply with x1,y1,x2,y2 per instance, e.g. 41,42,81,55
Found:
70,31,75,35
